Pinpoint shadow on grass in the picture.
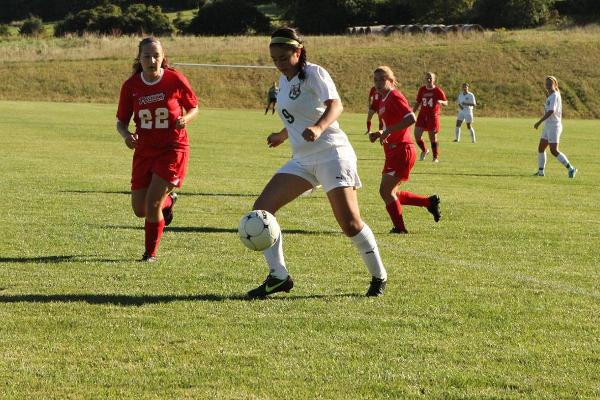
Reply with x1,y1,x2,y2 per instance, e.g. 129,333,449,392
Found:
411,171,523,177
0,255,124,264
0,292,362,305
109,226,340,235
62,190,258,197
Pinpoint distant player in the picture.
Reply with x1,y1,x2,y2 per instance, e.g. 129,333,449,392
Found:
247,27,388,298
533,76,577,178
367,66,441,233
265,82,279,114
366,86,383,132
454,83,477,143
116,37,199,262
412,72,448,162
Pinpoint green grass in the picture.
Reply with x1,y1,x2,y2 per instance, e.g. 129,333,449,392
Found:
0,100,599,398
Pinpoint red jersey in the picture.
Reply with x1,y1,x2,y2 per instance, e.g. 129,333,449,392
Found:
368,86,381,111
416,85,446,115
116,68,198,152
378,89,414,153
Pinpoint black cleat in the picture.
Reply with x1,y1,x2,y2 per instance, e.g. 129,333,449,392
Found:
247,274,294,298
366,277,387,297
390,227,409,234
427,194,442,222
163,192,178,226
140,252,157,262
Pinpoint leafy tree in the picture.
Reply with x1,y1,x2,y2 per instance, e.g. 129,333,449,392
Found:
122,4,174,35
19,15,45,36
55,4,124,36
406,0,476,24
284,0,375,34
186,0,271,35
473,0,554,28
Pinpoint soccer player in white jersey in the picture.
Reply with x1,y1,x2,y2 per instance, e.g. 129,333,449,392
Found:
246,27,388,298
533,76,577,178
454,83,477,143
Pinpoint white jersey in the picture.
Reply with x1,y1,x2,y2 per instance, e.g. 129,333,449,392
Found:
276,63,353,161
457,92,476,112
544,91,562,126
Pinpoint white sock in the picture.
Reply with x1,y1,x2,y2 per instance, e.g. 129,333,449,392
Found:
455,127,461,141
538,152,547,171
556,152,571,169
469,127,476,143
350,224,387,280
263,234,288,279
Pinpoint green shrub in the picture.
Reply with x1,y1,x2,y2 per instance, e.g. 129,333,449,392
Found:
19,15,45,36
186,0,271,35
0,24,11,36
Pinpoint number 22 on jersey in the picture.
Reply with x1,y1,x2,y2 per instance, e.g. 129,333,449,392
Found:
139,107,169,129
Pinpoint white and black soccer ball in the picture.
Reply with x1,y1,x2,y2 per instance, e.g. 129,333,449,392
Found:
238,210,281,251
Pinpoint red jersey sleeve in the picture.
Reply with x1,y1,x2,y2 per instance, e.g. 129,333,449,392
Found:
116,80,133,124
175,71,198,110
388,91,413,118
436,87,447,102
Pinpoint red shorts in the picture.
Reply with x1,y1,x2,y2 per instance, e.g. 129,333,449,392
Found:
416,112,440,133
131,148,189,190
382,143,416,181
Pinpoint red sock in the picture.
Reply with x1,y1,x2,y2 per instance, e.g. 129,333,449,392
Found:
399,191,431,207
432,142,439,159
145,219,165,257
162,195,173,210
385,198,406,230
416,139,427,153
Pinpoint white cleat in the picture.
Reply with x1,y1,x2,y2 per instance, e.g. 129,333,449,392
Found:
419,149,429,161
568,167,577,179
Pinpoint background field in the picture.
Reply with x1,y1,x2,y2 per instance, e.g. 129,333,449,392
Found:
2,27,600,118
0,100,598,398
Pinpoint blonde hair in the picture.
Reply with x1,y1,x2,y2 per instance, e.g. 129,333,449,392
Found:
546,75,559,91
374,66,398,87
426,72,436,82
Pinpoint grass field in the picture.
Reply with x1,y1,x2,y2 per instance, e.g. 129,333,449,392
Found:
0,100,599,398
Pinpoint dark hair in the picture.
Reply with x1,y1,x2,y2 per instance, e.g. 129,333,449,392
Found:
270,27,307,80
132,36,170,75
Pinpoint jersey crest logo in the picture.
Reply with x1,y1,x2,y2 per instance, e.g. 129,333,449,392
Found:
289,83,301,100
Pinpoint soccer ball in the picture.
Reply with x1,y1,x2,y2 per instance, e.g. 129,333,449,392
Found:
238,210,281,251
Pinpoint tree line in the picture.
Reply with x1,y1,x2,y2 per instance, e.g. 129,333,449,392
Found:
3,0,600,37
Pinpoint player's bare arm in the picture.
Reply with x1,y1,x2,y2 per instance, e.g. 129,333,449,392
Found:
116,120,137,149
175,106,199,129
303,98,343,142
267,128,288,147
534,110,553,129
370,113,416,144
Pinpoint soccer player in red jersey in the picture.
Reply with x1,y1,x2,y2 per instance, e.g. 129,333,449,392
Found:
413,72,448,162
366,86,383,133
367,66,441,233
116,37,199,262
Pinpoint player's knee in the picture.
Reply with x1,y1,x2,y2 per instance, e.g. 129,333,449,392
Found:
341,219,363,237
132,205,146,218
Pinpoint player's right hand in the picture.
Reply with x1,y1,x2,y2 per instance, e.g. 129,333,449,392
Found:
267,132,285,147
125,134,137,149
368,131,381,143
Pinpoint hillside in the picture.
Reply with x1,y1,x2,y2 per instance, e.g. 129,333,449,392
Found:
1,27,600,118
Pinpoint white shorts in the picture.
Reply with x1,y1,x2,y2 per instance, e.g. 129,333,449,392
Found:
277,151,362,193
457,109,473,123
541,123,562,143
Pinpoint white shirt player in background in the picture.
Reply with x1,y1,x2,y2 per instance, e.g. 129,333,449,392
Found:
454,83,477,143
245,27,388,299
533,76,577,178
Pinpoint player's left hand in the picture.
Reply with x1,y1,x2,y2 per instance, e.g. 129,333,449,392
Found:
302,126,322,142
534,122,540,129
175,116,186,129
